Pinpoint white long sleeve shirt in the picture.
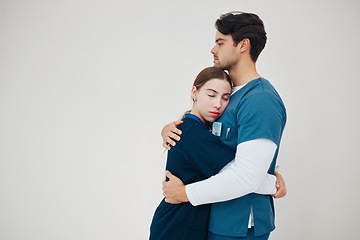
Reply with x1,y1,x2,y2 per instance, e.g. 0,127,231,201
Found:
185,138,277,205
185,138,277,227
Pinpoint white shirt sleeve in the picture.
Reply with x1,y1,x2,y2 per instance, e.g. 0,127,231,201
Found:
185,138,277,206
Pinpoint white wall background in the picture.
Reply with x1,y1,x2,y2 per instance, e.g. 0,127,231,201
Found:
1,0,359,239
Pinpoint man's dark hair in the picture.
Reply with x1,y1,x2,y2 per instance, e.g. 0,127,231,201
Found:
215,11,267,62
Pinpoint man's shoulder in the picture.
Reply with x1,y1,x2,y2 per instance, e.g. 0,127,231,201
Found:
233,79,286,118
223,78,285,121
243,78,283,102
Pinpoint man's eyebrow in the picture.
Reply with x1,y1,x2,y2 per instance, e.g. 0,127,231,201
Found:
215,38,225,43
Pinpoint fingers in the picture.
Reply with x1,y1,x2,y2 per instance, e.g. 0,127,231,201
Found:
161,121,183,150
165,170,173,180
273,181,280,198
166,136,177,147
162,136,176,150
168,129,181,143
162,130,181,150
162,177,173,202
280,185,287,197
273,182,287,198
273,191,279,198
162,180,168,197
273,170,286,198
174,120,184,127
170,122,182,136
273,190,287,198
169,131,181,142
162,142,171,150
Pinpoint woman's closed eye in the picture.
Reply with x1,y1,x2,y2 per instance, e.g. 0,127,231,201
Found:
222,94,230,101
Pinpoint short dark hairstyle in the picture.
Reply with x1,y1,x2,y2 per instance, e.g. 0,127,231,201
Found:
215,11,267,62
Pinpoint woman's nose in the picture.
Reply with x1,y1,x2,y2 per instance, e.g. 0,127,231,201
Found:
213,99,221,109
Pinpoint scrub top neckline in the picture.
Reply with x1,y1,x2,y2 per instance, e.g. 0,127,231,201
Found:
184,113,207,128
231,77,264,97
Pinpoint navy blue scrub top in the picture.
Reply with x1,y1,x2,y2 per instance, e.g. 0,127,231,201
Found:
149,114,236,240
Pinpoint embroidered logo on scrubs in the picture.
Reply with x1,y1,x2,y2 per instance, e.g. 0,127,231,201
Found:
212,122,222,136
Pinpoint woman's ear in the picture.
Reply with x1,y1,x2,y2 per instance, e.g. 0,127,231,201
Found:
191,86,197,102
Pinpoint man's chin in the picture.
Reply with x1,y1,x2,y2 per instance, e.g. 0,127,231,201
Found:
213,62,227,70
213,62,221,68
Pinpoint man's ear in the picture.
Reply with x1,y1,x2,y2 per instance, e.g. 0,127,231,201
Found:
238,38,251,53
191,86,197,102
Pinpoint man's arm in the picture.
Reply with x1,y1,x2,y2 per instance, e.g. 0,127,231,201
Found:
163,169,286,204
185,138,276,205
163,138,285,205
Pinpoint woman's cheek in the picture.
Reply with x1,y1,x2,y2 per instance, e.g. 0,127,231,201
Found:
222,101,230,111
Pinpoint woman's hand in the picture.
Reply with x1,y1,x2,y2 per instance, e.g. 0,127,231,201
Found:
161,121,183,150
272,171,287,198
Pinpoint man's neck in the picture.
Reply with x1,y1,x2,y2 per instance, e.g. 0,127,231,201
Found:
228,60,261,87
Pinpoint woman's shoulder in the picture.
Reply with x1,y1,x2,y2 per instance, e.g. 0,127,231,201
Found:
179,118,207,132
178,118,215,141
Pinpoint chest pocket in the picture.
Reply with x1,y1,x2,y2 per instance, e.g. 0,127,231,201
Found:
220,125,238,150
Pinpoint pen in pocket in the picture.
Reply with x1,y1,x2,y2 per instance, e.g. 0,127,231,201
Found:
226,128,231,138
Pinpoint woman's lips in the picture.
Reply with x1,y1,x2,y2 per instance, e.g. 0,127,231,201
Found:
209,111,220,117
